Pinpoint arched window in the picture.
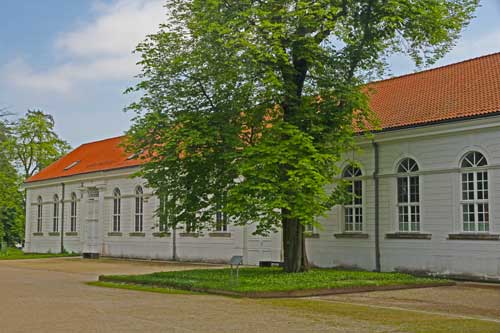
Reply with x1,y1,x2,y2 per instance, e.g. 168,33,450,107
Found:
70,193,78,232
113,188,121,232
135,186,144,232
342,165,363,232
53,194,59,232
37,196,43,233
396,158,420,232
460,151,489,232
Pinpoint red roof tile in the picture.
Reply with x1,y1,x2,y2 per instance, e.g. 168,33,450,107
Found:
368,52,500,130
26,53,500,183
25,136,140,183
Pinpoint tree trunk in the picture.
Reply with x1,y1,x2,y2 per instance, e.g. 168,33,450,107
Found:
282,215,309,272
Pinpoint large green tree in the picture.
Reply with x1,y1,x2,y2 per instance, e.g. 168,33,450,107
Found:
127,0,478,272
5,110,71,179
1,110,70,246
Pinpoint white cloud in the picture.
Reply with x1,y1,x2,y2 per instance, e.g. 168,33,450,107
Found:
441,30,500,64
55,0,166,58
2,0,166,94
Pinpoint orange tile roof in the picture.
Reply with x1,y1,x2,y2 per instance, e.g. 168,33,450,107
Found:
368,52,500,130
26,53,500,183
25,136,140,183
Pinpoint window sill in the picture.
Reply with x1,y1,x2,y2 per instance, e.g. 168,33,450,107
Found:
180,232,199,238
385,233,432,240
304,233,320,239
48,232,60,236
32,232,44,236
334,233,369,239
65,232,78,237
208,232,231,238
153,232,171,237
448,233,499,241
129,232,146,237
108,232,123,237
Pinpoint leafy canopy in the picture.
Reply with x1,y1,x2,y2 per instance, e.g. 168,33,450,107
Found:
0,110,24,246
4,110,71,179
126,0,478,234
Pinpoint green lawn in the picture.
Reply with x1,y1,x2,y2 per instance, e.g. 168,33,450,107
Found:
99,267,446,294
0,247,79,260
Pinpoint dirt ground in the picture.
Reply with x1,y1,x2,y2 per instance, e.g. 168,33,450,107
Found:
0,257,499,333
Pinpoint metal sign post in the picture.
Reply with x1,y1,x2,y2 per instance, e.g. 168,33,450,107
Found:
229,255,243,285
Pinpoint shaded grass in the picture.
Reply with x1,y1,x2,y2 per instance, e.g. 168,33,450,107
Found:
0,247,79,260
87,281,197,295
265,299,500,333
100,267,444,293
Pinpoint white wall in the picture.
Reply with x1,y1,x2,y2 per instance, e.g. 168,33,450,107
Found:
24,117,500,278
307,119,500,279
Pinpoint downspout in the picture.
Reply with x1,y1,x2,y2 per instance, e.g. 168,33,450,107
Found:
60,183,65,253
372,141,381,272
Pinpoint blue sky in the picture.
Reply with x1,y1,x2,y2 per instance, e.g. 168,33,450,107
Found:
1,0,499,147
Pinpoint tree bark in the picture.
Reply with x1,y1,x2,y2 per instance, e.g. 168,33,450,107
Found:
282,213,309,272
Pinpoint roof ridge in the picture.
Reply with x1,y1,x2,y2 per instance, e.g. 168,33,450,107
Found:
369,52,500,85
80,135,125,146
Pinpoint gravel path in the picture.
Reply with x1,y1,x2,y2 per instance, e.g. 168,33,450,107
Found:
0,257,498,333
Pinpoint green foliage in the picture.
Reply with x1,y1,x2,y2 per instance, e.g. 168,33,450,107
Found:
0,109,69,245
0,112,24,246
126,0,478,267
4,110,71,178
100,267,442,293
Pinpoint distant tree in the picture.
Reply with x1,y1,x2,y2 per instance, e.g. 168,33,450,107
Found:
0,167,23,247
127,0,479,272
5,110,71,179
0,108,24,246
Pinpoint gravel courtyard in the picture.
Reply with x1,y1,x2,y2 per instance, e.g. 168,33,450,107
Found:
0,257,498,333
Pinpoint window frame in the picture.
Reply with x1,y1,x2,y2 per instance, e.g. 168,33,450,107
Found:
70,193,77,232
342,165,363,233
158,194,171,232
134,186,144,232
36,196,43,233
113,188,121,232
53,194,59,232
214,211,228,232
459,151,490,233
396,158,421,233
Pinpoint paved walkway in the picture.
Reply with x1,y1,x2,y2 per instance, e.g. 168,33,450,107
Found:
0,258,499,333
315,282,500,322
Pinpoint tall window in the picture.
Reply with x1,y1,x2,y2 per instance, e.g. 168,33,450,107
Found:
397,158,420,232
135,186,144,232
113,188,121,232
37,196,43,232
215,211,228,232
461,151,489,232
159,195,169,232
343,165,363,232
53,194,59,232
70,193,77,232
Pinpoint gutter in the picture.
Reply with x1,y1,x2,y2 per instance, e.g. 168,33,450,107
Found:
372,140,381,272
21,165,142,189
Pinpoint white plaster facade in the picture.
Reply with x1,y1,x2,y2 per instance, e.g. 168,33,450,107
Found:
23,116,500,279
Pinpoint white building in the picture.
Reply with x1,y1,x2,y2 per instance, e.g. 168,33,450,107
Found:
23,53,500,279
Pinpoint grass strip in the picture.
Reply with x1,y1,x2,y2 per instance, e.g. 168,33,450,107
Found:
0,248,79,260
87,281,198,295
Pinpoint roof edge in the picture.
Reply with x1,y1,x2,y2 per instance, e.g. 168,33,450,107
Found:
368,52,500,86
